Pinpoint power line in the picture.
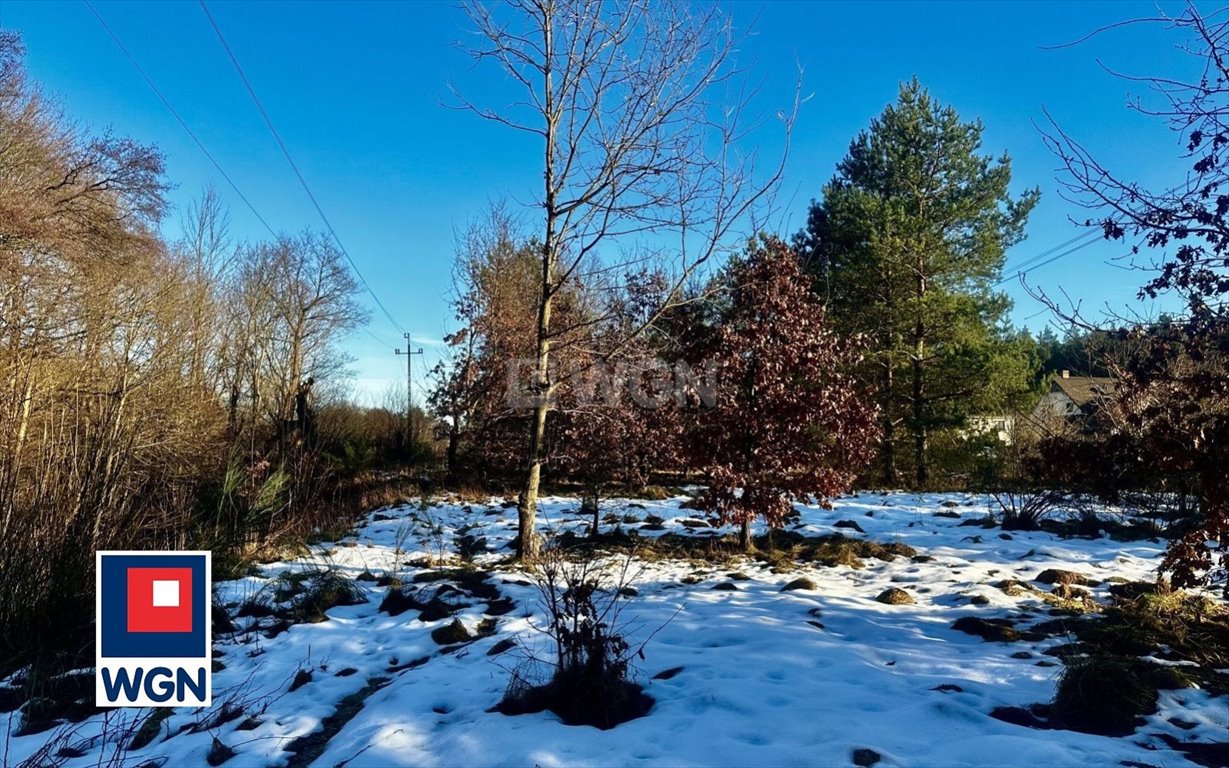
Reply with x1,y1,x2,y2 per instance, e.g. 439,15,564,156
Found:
362,328,399,351
999,179,1199,288
1007,229,1098,271
995,235,1102,287
83,0,278,239
197,0,409,336
1000,229,1100,278
83,1,401,353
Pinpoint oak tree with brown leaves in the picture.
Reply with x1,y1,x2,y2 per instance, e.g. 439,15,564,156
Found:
689,237,880,551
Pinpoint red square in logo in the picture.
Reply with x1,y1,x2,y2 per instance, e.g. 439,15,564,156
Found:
126,567,193,633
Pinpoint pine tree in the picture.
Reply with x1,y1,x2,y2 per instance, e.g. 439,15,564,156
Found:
796,78,1039,486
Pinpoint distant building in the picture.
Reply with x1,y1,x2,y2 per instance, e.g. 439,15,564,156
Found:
1033,371,1116,420
966,414,1015,444
967,371,1116,444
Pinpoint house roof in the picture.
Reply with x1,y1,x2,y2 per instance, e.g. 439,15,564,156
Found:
1052,375,1115,406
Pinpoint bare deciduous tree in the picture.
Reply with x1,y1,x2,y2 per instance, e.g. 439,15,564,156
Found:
454,0,796,557
1039,5,1229,594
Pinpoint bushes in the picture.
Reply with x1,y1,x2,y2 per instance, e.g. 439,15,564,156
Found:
294,570,367,623
0,33,398,701
992,488,1063,531
926,431,1003,490
1039,587,1229,737
241,565,367,627
686,237,879,551
1049,656,1182,736
966,418,1068,530
495,543,654,729
317,402,438,474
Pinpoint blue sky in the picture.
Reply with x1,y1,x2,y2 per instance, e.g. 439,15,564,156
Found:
0,0,1201,401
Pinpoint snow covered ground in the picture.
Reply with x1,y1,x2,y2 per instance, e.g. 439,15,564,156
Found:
4,492,1226,767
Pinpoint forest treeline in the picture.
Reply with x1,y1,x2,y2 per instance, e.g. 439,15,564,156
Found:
0,32,427,685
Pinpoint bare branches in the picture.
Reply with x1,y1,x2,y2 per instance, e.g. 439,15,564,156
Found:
1036,3,1229,596
450,0,795,550
1041,15,1177,51
1038,4,1229,326
456,0,794,323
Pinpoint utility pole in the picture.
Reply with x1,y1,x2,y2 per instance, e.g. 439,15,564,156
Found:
395,333,423,449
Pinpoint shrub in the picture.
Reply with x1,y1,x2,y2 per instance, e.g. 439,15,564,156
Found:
993,488,1063,531
207,736,237,766
639,486,671,501
1050,656,1161,736
686,237,879,551
249,566,366,625
431,619,473,645
495,543,654,729
294,570,366,623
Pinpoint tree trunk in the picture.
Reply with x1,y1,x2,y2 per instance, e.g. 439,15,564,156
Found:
912,341,927,487
739,516,752,551
517,10,557,562
913,421,927,487
881,361,897,486
912,268,928,487
14,368,32,463
445,419,460,483
518,327,551,559
586,485,600,538
226,380,241,440
517,464,542,558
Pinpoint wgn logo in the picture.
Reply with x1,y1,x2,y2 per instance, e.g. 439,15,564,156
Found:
96,551,212,707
